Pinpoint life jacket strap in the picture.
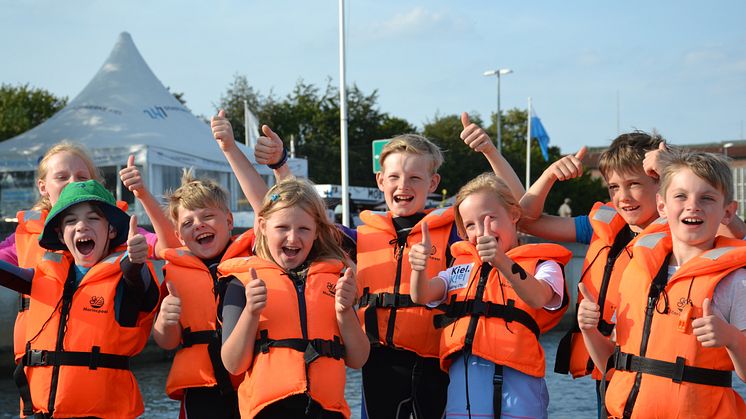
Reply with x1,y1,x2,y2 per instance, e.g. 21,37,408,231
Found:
254,329,345,364
22,346,130,370
433,298,541,339
181,327,235,396
613,348,732,387
18,295,30,312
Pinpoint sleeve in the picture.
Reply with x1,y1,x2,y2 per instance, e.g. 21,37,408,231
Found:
116,259,159,327
222,277,247,344
711,269,746,330
0,260,33,294
574,215,593,245
534,260,565,310
138,227,159,259
0,233,19,265
425,272,450,308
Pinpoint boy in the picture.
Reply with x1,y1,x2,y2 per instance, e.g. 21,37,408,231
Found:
578,149,746,417
0,180,160,418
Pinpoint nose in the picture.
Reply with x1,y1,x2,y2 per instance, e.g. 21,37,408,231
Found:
286,228,298,243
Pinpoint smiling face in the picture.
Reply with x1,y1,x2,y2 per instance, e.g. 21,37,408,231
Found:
258,206,317,270
38,151,94,206
658,167,736,259
176,206,233,260
605,168,660,232
458,190,519,253
58,202,116,267
376,152,440,217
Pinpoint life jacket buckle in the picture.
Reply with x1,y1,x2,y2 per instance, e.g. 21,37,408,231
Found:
26,349,48,367
303,342,321,364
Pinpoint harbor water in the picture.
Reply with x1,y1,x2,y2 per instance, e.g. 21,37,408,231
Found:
1,329,744,418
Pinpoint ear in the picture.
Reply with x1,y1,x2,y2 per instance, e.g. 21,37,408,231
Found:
108,224,117,240
37,178,48,197
227,211,234,231
510,206,521,225
721,200,738,225
257,217,267,236
375,171,385,192
656,193,667,218
428,173,441,193
174,228,186,246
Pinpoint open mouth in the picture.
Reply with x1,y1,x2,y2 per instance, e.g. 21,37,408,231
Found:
620,205,640,212
282,246,301,258
75,238,95,256
394,195,414,204
196,233,215,245
681,217,704,226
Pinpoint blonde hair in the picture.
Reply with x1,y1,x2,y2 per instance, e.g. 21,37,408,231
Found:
379,134,444,175
453,172,522,239
166,168,230,223
659,148,734,203
254,177,348,267
598,131,664,179
34,141,102,211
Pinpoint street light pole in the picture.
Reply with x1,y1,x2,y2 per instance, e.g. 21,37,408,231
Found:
483,68,513,153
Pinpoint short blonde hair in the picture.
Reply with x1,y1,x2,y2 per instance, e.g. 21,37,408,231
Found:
453,172,521,239
254,177,348,267
35,141,102,211
379,134,443,175
598,131,664,179
659,149,734,203
166,169,230,223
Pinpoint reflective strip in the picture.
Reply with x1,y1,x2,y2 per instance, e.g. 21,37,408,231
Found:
102,252,125,265
42,252,63,263
592,205,617,224
150,260,166,285
24,210,42,221
635,232,667,249
700,247,736,261
652,217,668,225
175,249,190,257
370,211,388,216
429,207,448,217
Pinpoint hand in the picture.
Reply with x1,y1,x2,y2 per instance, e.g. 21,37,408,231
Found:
643,141,667,180
159,281,182,327
335,268,357,313
408,222,431,272
476,216,499,265
119,154,145,198
577,283,601,331
127,215,148,264
255,125,285,166
211,109,236,152
692,298,734,348
547,147,586,182
245,268,267,316
460,112,496,154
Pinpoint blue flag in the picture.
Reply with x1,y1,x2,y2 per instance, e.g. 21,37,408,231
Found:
531,113,550,161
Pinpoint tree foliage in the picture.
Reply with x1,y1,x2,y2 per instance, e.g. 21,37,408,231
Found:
0,84,67,141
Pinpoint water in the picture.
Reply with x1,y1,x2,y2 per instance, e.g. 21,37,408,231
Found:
1,331,745,418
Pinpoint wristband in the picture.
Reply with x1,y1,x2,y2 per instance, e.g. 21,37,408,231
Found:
267,148,288,170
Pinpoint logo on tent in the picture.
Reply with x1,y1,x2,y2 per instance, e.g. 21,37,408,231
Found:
143,106,168,119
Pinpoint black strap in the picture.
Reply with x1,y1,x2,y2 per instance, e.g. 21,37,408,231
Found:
254,330,345,364
181,328,235,396
493,364,504,418
434,297,541,339
613,348,731,388
18,294,30,312
360,287,428,346
15,351,34,416
22,346,130,370
181,328,217,348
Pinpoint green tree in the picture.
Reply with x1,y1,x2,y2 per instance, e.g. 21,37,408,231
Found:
0,83,67,141
216,74,264,142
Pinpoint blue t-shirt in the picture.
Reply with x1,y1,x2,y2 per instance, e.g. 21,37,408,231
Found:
574,215,593,244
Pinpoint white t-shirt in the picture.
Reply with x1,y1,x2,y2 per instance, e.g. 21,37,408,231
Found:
668,266,746,331
427,260,565,310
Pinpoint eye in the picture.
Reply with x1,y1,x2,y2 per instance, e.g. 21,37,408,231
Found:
181,220,192,228
674,193,686,200
608,185,618,191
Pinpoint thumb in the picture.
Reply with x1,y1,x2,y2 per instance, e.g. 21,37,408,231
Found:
421,222,430,246
482,216,494,237
461,112,471,129
702,297,712,317
165,281,180,298
250,268,259,281
218,109,226,118
342,267,353,281
127,154,135,168
575,146,588,161
128,215,138,239
261,124,276,138
578,283,597,305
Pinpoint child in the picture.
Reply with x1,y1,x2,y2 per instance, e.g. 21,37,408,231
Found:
0,180,160,418
409,172,571,418
219,177,369,418
579,149,746,418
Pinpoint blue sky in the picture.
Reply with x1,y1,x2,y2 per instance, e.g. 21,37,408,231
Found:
2,1,745,153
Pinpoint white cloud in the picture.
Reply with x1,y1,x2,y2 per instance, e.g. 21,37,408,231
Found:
363,7,465,40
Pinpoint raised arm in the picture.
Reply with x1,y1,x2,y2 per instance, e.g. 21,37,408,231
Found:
221,269,266,375
408,222,447,305
254,125,292,183
211,110,269,214
335,267,369,369
577,283,615,372
693,297,746,382
153,281,183,350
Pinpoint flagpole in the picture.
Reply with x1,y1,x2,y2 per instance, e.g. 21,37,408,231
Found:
243,100,250,147
338,0,350,227
526,97,532,190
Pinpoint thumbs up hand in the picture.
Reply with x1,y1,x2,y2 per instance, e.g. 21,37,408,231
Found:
547,147,586,182
245,268,267,316
335,268,357,313
119,154,145,198
408,222,431,272
476,216,500,265
643,141,667,180
577,283,601,331
255,125,285,166
127,215,148,264
211,109,237,152
692,298,735,348
159,281,182,327
460,112,496,154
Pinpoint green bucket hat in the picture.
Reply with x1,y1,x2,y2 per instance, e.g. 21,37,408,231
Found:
38,180,131,251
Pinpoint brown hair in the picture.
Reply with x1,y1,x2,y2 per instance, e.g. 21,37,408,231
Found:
379,134,444,174
166,168,230,223
254,177,349,267
453,172,521,239
35,141,101,210
658,148,734,203
598,130,664,179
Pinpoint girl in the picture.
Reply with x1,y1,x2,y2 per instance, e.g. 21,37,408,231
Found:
409,172,571,419
220,177,369,418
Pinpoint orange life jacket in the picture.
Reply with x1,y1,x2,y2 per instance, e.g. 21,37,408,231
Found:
556,202,670,380
19,250,158,418
438,241,571,376
161,231,254,400
605,233,746,419
356,207,454,358
218,256,350,419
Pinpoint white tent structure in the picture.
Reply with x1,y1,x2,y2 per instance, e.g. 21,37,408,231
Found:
0,32,306,225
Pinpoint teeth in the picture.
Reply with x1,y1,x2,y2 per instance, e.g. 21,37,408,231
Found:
683,218,703,224
196,233,212,240
76,238,93,243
